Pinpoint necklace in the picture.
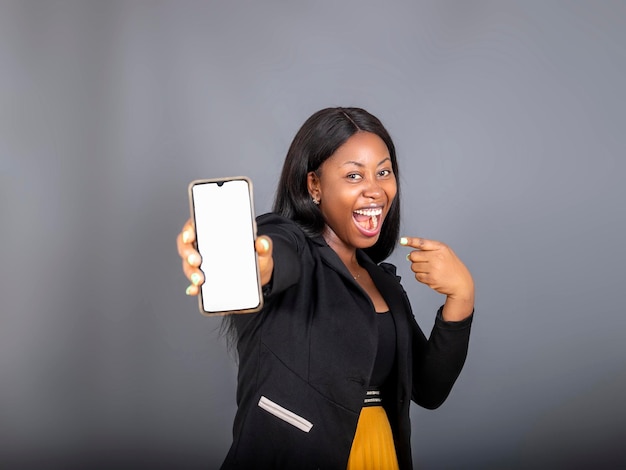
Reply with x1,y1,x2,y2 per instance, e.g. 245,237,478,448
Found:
350,266,362,280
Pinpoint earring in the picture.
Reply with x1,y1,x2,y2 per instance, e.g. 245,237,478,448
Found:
312,197,320,205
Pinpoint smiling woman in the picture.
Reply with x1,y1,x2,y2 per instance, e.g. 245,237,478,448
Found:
274,108,402,264
176,107,474,469
307,131,396,252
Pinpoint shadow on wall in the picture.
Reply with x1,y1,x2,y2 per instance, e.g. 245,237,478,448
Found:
515,365,626,468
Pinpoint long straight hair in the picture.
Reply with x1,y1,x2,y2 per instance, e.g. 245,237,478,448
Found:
273,107,401,263
222,107,402,352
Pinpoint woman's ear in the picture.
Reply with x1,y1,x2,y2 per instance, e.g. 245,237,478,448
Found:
307,171,321,203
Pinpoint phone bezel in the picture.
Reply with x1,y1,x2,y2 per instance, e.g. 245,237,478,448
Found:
187,176,263,316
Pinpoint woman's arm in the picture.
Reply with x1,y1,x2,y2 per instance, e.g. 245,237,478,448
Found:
254,213,305,298
410,309,473,409
398,235,474,408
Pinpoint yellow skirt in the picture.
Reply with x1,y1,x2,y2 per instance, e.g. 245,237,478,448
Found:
347,406,400,470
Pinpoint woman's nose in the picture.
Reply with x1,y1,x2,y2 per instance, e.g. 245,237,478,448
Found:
362,177,383,198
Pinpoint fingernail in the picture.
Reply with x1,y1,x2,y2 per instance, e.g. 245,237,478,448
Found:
406,254,411,261
400,237,408,246
185,285,193,295
191,273,202,286
187,253,200,265
182,231,192,243
260,238,269,251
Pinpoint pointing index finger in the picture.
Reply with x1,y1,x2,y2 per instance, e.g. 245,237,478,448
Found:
399,236,438,250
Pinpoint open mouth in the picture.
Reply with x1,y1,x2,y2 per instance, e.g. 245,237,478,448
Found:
353,207,382,232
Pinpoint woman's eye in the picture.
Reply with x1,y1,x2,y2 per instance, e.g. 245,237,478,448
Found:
378,169,392,177
347,173,362,181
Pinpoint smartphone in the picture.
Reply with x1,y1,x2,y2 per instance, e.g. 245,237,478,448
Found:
188,177,263,316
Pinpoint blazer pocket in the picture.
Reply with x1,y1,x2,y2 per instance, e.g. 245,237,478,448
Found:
258,395,313,433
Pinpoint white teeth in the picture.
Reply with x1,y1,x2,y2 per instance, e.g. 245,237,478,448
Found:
354,208,381,230
353,208,382,216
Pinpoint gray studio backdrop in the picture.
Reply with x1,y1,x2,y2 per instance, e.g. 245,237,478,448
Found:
1,1,625,468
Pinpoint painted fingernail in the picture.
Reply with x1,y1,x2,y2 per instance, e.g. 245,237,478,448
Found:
260,238,269,251
406,254,411,261
191,273,202,286
187,253,200,265
400,237,408,246
185,285,193,295
182,231,192,243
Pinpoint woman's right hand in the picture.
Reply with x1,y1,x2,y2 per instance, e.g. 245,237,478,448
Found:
177,219,203,296
176,219,274,296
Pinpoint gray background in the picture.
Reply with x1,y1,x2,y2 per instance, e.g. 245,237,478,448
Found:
1,1,625,468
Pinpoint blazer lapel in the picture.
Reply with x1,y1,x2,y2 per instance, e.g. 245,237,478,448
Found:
312,236,363,284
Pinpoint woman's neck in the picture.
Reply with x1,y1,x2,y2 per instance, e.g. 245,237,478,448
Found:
322,227,359,271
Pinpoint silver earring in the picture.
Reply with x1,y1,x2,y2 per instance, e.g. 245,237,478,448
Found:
312,197,320,205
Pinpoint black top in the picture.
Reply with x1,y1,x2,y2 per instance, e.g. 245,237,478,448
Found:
222,213,473,470
369,311,397,389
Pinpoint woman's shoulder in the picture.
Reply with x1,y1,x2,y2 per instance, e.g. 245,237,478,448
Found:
256,212,311,252
256,212,297,227
358,249,401,282
256,212,304,236
378,261,399,278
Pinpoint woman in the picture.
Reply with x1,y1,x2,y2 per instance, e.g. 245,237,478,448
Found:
176,107,474,469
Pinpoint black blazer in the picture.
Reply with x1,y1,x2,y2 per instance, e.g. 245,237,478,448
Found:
221,214,472,469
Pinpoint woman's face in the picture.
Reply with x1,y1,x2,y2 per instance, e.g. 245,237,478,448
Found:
308,131,397,252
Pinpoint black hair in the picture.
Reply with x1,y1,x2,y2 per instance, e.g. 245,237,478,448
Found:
222,107,402,355
273,107,401,263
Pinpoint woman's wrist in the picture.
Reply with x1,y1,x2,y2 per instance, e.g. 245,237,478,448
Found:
442,294,474,322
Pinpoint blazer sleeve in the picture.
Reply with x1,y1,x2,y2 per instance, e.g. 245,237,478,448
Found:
410,307,473,409
378,261,473,409
256,213,304,298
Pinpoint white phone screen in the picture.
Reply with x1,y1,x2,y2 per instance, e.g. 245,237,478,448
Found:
190,178,262,315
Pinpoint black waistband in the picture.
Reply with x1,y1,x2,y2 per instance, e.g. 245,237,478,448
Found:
363,389,383,406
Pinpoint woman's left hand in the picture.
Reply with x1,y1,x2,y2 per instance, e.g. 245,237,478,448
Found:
400,236,474,321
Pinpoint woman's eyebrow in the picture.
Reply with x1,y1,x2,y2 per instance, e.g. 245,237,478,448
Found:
340,157,391,168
